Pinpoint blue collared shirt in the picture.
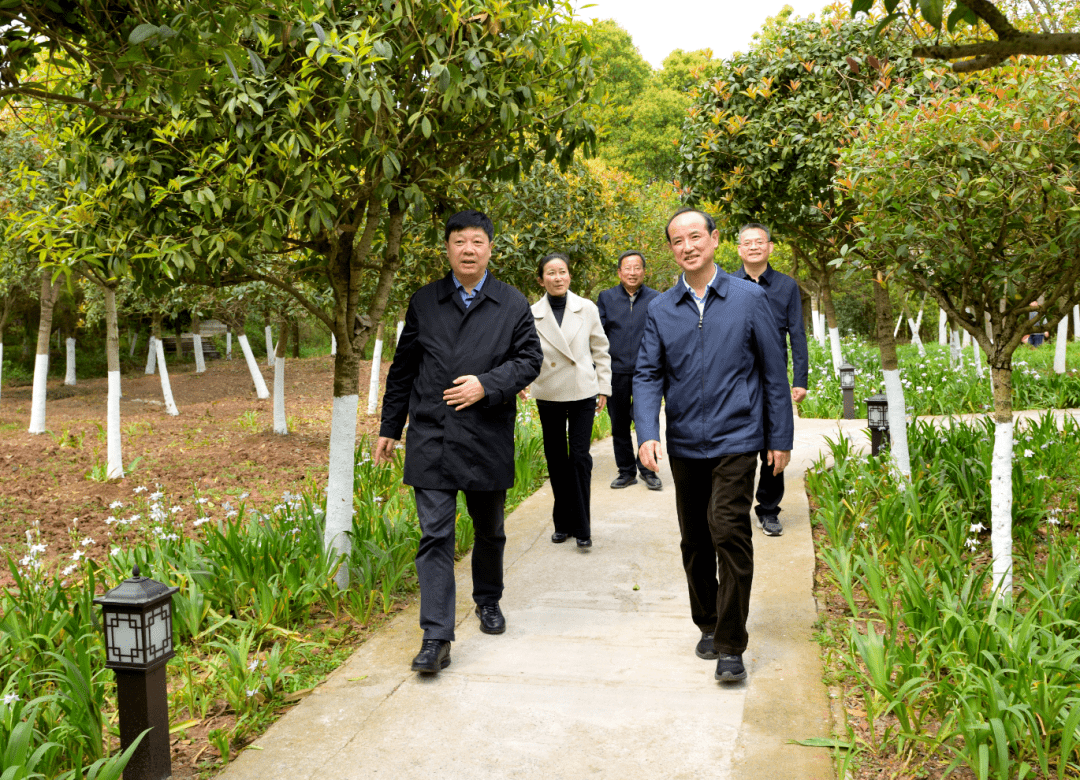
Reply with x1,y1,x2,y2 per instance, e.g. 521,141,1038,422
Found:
682,265,719,316
452,270,488,308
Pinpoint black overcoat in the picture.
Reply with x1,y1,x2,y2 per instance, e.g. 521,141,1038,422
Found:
379,272,543,491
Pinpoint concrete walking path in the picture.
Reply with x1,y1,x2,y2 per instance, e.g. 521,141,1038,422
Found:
219,416,878,780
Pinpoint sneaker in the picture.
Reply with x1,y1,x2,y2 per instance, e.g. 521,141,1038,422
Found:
641,472,663,491
758,514,783,537
715,653,746,682
695,630,718,660
610,473,638,489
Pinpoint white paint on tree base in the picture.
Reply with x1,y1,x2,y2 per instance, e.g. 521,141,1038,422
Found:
193,334,206,374
893,313,903,339
1054,316,1068,374
367,336,384,415
64,338,77,385
907,319,925,357
28,353,49,434
226,332,232,359
811,305,824,346
265,325,275,368
990,419,1014,598
145,336,157,374
107,371,124,479
950,329,961,366
1074,305,1080,340
938,308,948,345
237,334,270,399
882,369,911,478
828,327,843,376
972,340,984,378
273,356,288,434
155,338,180,416
331,333,337,356
326,393,359,589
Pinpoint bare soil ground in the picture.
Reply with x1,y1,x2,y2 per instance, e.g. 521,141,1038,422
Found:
0,353,388,576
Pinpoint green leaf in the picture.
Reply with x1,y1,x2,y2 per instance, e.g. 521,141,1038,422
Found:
128,24,160,45
851,0,873,15
871,12,901,40
918,0,944,30
312,22,326,43
790,737,852,749
247,49,266,78
223,52,242,88
421,116,432,138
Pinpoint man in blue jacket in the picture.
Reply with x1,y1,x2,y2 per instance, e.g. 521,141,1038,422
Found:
596,251,661,490
733,223,808,538
635,208,793,683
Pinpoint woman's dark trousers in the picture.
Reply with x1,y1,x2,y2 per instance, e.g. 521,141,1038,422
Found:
536,397,596,539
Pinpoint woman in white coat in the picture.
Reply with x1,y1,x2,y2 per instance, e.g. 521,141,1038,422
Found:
524,253,612,548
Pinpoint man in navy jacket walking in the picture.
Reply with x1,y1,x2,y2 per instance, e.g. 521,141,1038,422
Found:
596,251,660,490
635,208,793,683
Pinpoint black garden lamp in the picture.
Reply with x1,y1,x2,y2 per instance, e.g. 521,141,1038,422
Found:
838,361,856,419
94,565,179,780
865,393,891,457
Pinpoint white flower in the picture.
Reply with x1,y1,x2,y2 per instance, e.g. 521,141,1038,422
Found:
110,500,124,509
246,689,257,698
150,491,164,501
81,537,94,547
105,516,118,525
71,549,84,562
29,543,47,555
239,492,250,500
226,510,239,519
248,659,258,671
969,523,986,533
858,522,869,530
1048,517,1061,526
196,497,209,505
170,506,182,514
193,517,211,528
62,564,78,576
964,537,979,550
2,692,18,706
1024,449,1034,458
133,486,147,493
110,547,122,556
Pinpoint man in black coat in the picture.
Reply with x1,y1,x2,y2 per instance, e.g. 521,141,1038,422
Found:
596,250,661,490
374,209,543,675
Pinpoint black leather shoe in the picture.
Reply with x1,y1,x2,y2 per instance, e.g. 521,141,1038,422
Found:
551,531,571,543
695,630,718,660
475,604,506,634
576,537,592,548
641,472,663,491
610,473,638,489
411,639,451,673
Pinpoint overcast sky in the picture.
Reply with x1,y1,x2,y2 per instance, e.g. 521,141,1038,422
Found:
572,0,840,67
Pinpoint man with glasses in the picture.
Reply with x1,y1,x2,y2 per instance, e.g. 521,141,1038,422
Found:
733,223,808,538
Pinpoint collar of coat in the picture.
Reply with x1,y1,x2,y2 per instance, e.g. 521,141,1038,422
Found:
532,290,585,363
677,264,730,304
734,263,774,286
436,271,506,308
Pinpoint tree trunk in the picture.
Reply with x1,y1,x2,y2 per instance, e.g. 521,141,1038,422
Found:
273,315,288,435
265,322,275,368
237,330,270,399
1073,304,1079,341
63,336,76,385
907,317,925,357
367,320,386,416
192,312,206,374
1054,314,1068,374
174,318,183,363
810,296,824,346
145,331,157,374
104,285,124,479
972,338,984,378
988,364,1014,598
939,308,948,345
330,332,336,355
0,295,10,406
872,272,910,478
226,330,232,359
129,328,139,358
821,273,843,375
29,270,60,434
153,315,179,416
292,319,301,359
950,328,962,366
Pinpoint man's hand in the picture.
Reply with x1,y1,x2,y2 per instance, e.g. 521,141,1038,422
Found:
596,395,607,412
373,436,398,465
444,375,486,410
639,440,663,473
792,387,807,404
766,450,791,476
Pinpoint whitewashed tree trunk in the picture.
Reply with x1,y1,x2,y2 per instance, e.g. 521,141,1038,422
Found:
366,322,385,415
882,369,911,478
273,318,288,435
237,334,270,399
64,337,76,385
1054,316,1068,374
811,298,825,346
192,313,206,374
145,336,157,374
939,308,948,345
265,324,275,368
326,393,359,589
226,331,233,359
990,418,1014,597
972,339,984,378
828,327,843,376
331,333,337,355
29,271,59,435
1073,305,1079,340
950,329,961,365
893,313,904,339
961,329,971,348
103,287,124,479
907,318,926,357
155,337,179,416
129,330,138,357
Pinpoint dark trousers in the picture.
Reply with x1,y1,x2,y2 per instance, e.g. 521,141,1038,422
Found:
413,487,507,642
669,453,757,655
607,372,648,478
754,450,784,518
536,397,595,539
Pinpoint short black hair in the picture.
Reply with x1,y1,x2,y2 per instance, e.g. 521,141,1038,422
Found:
665,207,716,242
617,250,646,270
444,209,494,242
738,222,772,242
538,252,570,278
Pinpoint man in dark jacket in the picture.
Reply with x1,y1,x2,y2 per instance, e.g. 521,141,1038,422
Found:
733,223,808,538
635,208,793,684
596,251,661,490
374,209,543,675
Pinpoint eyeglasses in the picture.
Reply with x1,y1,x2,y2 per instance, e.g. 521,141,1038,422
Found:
740,239,768,248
